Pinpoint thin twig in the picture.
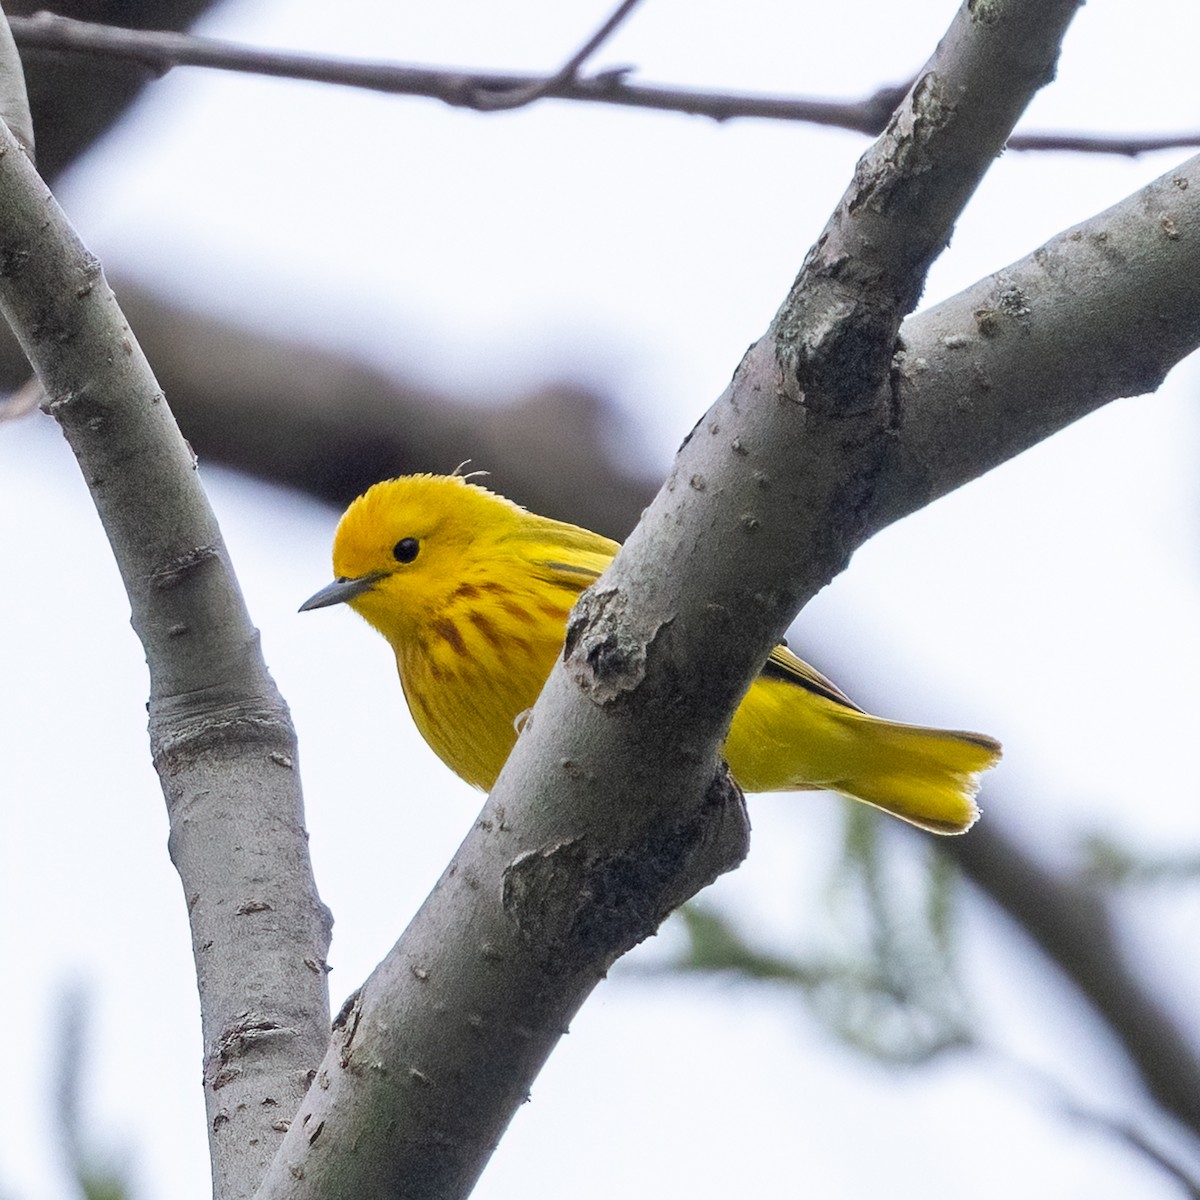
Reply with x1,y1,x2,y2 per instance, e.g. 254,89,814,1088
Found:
1006,130,1200,155
9,13,1198,155
944,816,1200,1138
984,1045,1200,1198
468,0,643,111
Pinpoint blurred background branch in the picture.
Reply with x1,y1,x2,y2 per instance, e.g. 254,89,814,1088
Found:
946,818,1200,1137
6,1,220,182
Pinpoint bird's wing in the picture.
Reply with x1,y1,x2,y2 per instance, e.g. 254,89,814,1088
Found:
526,516,618,597
759,645,865,713
537,558,604,591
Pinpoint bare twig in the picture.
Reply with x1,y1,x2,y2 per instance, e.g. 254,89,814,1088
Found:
1007,131,1200,156
468,0,643,111
3,13,910,131
988,1047,1200,1196
9,12,1196,154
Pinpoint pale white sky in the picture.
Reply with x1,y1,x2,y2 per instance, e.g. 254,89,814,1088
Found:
3,1,1200,1197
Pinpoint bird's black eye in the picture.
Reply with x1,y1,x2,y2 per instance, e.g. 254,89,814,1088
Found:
392,537,420,564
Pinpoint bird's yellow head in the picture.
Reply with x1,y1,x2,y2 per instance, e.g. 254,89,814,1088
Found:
299,473,528,642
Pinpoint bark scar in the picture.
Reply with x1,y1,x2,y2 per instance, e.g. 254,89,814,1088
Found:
562,586,672,705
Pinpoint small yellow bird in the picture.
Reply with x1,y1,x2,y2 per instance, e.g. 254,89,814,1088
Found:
301,473,1000,833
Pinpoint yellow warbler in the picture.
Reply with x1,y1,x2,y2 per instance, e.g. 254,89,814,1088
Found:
301,473,1000,833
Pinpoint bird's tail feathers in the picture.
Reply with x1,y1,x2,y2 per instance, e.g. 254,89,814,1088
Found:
827,717,1002,835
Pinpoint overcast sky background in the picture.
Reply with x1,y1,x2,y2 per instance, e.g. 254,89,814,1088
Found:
2,1,1200,1197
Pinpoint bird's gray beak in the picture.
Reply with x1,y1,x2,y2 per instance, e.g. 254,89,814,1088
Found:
299,572,386,612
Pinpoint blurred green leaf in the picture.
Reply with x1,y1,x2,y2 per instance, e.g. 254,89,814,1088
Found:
54,985,134,1200
1082,833,1200,887
664,809,973,1066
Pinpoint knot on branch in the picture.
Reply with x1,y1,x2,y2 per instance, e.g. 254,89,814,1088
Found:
774,297,900,419
204,1012,293,1091
149,543,220,589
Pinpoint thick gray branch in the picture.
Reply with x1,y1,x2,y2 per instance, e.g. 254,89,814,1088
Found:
0,123,329,1198
256,3,1080,1196
876,155,1200,532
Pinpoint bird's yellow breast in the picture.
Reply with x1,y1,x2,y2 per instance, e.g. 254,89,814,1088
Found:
393,575,578,790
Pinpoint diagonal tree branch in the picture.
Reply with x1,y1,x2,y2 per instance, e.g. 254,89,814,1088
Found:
872,153,1200,534
0,116,329,1200
946,818,1200,1137
255,3,1084,1196
10,11,1193,155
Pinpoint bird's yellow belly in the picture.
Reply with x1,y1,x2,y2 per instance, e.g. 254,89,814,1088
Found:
397,634,996,836
398,644,849,795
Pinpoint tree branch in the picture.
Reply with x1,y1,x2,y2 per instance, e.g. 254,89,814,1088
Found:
255,2,1082,1196
872,153,1200,535
1006,131,1200,156
0,121,329,1200
10,11,1190,155
947,820,1200,1138
7,1,221,182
